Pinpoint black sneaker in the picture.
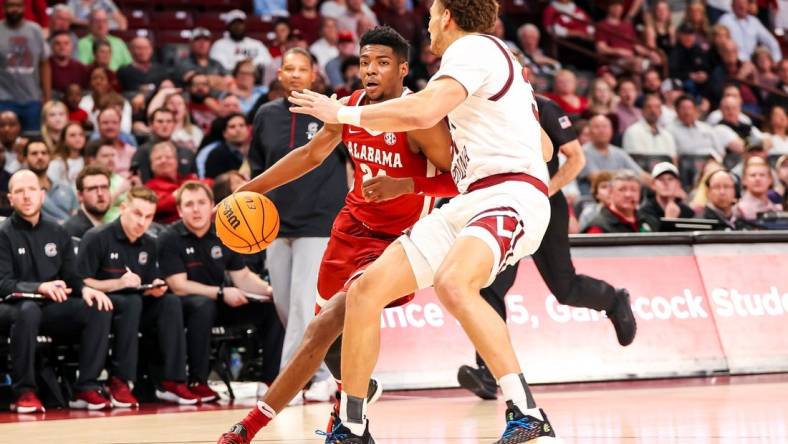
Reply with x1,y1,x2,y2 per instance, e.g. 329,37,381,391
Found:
317,420,375,444
457,365,498,400
326,379,383,433
609,289,637,346
493,401,557,443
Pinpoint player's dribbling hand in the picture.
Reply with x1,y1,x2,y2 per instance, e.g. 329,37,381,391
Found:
82,287,113,311
38,280,71,302
144,279,168,298
222,287,248,307
362,176,414,202
289,89,342,124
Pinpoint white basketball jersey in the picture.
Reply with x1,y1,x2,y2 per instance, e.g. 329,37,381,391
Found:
429,34,549,193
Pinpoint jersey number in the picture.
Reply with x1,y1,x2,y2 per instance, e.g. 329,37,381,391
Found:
359,162,387,182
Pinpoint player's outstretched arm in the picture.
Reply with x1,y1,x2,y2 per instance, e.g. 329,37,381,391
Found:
236,124,343,195
290,77,467,133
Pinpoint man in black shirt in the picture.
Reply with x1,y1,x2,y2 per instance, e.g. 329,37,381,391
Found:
669,23,710,96
0,170,113,413
203,113,249,179
456,97,637,399
64,164,112,238
158,181,281,402
77,187,199,407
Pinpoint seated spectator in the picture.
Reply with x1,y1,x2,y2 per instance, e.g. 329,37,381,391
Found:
117,37,169,99
639,162,695,230
579,114,650,190
186,75,221,134
77,9,131,71
194,94,244,151
585,78,618,117
657,78,681,127
145,141,208,223
290,0,322,45
210,10,272,73
334,56,361,99
668,95,724,158
173,28,227,89
164,93,204,153
310,17,340,73
326,31,358,88
752,47,779,95
0,169,113,414
708,41,758,109
0,110,24,174
203,114,250,179
585,171,652,233
544,70,588,118
84,139,131,222
377,0,420,47
718,0,781,62
765,106,788,155
158,181,280,401
40,100,69,151
680,0,711,47
64,84,90,127
644,0,675,55
64,164,111,237
0,0,50,132
595,0,661,74
613,78,642,135
88,38,121,92
93,107,136,178
543,0,594,42
50,4,79,56
735,156,783,220
77,187,200,407
714,95,765,149
131,108,196,183
49,30,89,94
518,24,561,78
68,0,127,31
578,170,613,232
669,23,710,95
24,139,79,224
702,169,742,229
707,84,753,125
48,122,86,187
333,0,378,40
623,94,678,160
766,59,788,111
229,59,268,116
80,67,133,133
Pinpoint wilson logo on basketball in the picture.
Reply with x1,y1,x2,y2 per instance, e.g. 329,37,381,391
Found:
222,201,241,230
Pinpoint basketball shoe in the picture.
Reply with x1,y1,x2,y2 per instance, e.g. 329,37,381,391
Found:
457,364,498,400
318,420,375,444
11,390,45,413
609,289,637,346
493,401,557,443
326,379,382,433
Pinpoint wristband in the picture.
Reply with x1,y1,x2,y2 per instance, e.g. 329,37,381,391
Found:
337,106,362,127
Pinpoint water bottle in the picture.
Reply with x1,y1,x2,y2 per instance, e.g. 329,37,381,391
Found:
230,349,242,380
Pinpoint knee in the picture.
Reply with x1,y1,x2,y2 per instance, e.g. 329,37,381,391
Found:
160,293,182,313
16,301,42,327
115,294,143,318
345,278,383,315
189,296,217,321
433,270,481,314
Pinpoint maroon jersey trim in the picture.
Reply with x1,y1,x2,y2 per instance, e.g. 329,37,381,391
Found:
480,35,515,102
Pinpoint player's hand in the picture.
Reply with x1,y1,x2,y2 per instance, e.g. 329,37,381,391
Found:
82,287,113,311
144,279,168,298
222,287,249,307
289,89,342,124
362,176,414,202
119,267,142,290
38,280,71,302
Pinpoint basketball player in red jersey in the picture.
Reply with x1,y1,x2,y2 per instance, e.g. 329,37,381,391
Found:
217,26,457,444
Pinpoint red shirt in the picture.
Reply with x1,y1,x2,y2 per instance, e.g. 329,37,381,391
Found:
68,108,89,125
342,89,437,236
146,173,213,223
51,58,90,93
543,3,593,37
289,13,321,45
543,92,589,116
595,19,638,52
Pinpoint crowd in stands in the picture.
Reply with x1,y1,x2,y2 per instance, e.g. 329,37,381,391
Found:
2,0,788,412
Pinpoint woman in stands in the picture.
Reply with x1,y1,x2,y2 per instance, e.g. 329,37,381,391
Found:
40,101,69,152
680,0,711,47
48,122,87,188
165,93,203,153
764,106,788,155
229,59,267,116
79,66,133,133
644,0,676,55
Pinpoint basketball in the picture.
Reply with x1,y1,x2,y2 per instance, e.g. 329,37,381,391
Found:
215,191,280,254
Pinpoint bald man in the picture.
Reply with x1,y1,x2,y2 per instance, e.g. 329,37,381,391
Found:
0,169,114,413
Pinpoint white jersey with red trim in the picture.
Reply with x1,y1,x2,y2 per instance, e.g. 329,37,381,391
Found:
430,34,548,193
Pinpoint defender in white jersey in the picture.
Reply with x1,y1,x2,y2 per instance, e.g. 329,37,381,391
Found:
291,2,558,442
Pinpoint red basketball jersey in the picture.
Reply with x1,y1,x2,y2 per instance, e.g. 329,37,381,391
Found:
342,89,437,236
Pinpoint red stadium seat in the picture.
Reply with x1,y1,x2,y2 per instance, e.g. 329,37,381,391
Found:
150,11,194,31
199,0,237,12
246,17,274,34
111,28,153,42
127,10,150,29
156,29,193,45
193,13,227,32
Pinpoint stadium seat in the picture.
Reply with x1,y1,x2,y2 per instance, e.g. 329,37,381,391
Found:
630,154,674,173
678,154,713,189
199,0,237,12
156,30,192,45
111,28,153,42
127,9,150,29
150,11,194,31
193,12,227,32
246,17,274,34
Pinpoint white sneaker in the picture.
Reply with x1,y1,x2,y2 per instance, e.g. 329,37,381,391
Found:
287,390,304,406
304,378,336,403
256,382,269,399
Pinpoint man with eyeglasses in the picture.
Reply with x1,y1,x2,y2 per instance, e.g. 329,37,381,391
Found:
64,164,112,238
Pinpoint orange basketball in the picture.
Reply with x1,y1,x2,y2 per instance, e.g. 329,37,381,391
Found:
215,191,280,254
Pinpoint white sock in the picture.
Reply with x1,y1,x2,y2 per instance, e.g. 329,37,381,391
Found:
499,373,533,413
256,400,276,419
339,391,367,436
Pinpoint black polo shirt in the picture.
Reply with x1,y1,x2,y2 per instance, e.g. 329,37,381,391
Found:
157,221,245,286
536,95,578,178
0,212,83,297
76,218,160,285
63,208,98,239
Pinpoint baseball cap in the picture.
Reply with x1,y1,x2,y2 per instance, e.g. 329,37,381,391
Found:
223,9,247,24
338,31,355,44
651,162,679,179
677,22,695,34
191,27,211,41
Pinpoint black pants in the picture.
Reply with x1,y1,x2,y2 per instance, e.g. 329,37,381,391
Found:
0,298,111,395
475,192,617,368
180,295,283,384
108,293,187,383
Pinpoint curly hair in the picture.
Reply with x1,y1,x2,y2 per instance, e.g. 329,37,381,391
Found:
439,0,499,34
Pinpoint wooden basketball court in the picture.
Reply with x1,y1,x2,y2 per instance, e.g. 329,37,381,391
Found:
1,374,786,443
